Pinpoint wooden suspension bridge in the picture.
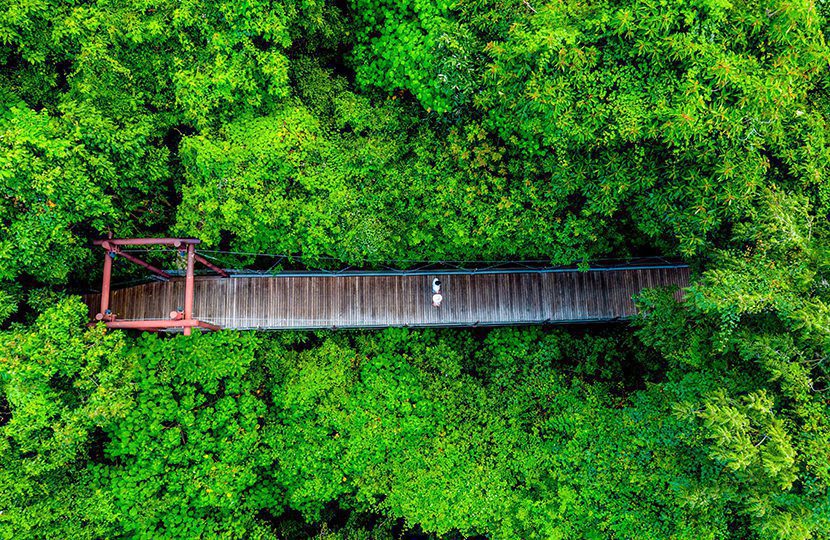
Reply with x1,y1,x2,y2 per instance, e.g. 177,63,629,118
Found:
85,238,690,333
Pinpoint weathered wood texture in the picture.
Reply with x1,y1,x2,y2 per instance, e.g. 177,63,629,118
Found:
84,266,689,330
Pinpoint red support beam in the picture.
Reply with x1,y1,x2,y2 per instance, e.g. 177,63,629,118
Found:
183,244,195,336
99,249,113,318
196,320,221,332
115,250,172,280
93,238,201,247
194,253,230,278
104,319,218,330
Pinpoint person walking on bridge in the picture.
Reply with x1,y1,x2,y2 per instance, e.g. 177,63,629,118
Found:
432,278,443,308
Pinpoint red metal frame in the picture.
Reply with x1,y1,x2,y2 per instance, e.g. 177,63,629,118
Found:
194,253,230,278
93,238,227,333
103,319,221,331
109,247,172,280
93,238,200,247
183,244,195,336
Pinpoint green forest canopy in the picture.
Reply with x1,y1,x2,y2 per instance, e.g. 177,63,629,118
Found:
1,0,829,538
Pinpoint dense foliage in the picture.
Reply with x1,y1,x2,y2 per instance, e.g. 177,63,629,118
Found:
1,0,829,538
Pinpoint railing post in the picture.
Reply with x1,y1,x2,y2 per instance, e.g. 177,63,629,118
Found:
183,243,195,336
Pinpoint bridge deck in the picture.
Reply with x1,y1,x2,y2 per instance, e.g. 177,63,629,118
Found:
85,266,689,330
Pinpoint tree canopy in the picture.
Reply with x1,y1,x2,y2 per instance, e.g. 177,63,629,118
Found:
1,0,829,538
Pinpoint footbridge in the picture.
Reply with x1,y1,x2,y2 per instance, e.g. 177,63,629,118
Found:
85,238,690,333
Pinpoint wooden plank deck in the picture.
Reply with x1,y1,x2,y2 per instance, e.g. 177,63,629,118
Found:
84,266,689,330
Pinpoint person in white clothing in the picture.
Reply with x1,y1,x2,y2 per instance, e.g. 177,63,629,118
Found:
432,278,443,307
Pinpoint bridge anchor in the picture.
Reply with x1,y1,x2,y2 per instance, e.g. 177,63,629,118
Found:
92,237,227,334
